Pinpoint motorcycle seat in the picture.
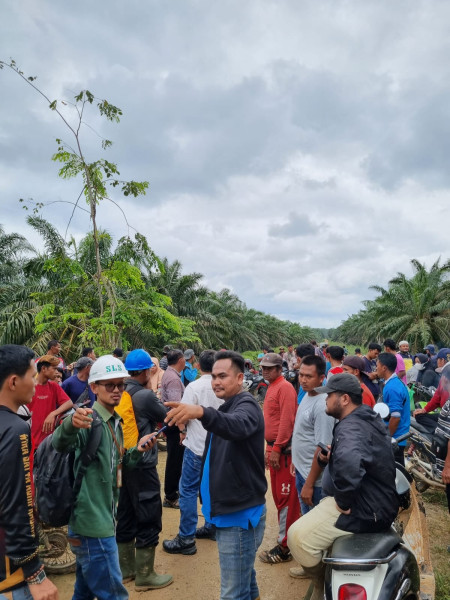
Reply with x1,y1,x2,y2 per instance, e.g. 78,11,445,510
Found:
329,530,401,561
410,418,434,440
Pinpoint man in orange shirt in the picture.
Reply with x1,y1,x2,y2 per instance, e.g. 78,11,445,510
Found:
258,353,299,564
342,356,375,408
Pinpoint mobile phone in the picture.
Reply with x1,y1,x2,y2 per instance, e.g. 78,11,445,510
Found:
318,442,330,456
140,425,167,449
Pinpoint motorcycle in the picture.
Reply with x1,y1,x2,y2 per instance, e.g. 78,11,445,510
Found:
243,370,268,406
38,522,76,574
321,432,423,600
406,417,446,493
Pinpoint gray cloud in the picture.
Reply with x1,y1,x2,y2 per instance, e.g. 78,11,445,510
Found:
268,213,320,238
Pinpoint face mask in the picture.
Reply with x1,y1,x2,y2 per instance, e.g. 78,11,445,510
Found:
416,363,426,371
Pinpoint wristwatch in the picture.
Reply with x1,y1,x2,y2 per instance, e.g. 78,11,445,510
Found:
27,569,47,585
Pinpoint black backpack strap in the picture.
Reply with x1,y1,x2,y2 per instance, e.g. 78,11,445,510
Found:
72,410,103,498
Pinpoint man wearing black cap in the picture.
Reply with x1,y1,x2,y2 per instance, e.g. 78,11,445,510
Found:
159,345,172,371
288,374,398,600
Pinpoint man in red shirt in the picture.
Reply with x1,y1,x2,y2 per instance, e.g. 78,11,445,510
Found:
342,356,375,408
413,348,450,430
325,346,344,378
259,353,299,564
29,355,73,450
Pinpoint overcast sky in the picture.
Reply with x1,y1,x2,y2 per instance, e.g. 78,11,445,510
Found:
1,1,449,328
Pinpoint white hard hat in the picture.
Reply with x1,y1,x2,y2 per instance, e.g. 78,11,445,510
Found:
88,355,129,384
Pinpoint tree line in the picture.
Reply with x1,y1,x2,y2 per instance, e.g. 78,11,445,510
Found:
0,219,316,360
332,258,450,352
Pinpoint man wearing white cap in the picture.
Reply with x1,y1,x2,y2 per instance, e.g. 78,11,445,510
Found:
53,355,159,600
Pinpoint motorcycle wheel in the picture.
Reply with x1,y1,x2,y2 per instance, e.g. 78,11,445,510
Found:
414,479,430,493
40,529,76,574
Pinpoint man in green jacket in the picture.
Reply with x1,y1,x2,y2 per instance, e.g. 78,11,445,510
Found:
52,355,159,600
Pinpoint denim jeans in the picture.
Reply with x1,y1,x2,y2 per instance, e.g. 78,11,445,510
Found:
179,447,213,538
68,529,128,600
0,585,33,600
215,509,266,600
295,469,323,515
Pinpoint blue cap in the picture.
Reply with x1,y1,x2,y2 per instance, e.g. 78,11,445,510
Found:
124,349,154,371
436,348,450,361
423,344,435,353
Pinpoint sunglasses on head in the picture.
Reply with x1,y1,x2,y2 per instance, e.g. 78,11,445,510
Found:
97,382,125,393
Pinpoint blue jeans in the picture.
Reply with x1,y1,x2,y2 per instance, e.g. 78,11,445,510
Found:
215,509,266,600
179,447,213,538
295,469,323,515
0,585,33,600
68,529,128,600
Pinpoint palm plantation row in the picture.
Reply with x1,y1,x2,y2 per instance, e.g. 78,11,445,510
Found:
0,218,315,360
3,217,449,358
332,258,450,352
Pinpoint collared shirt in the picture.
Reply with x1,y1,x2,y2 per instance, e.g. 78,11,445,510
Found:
182,374,223,456
160,366,185,404
52,401,141,538
382,374,410,445
182,361,198,385
282,351,297,370
263,375,297,452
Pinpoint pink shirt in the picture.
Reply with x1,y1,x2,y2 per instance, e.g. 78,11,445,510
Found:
395,353,407,384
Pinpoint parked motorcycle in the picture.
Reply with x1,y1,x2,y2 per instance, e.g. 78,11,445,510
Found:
243,370,268,406
322,432,422,600
406,417,446,493
38,522,76,574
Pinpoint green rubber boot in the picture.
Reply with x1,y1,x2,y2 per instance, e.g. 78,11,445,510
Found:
135,546,174,591
117,540,135,583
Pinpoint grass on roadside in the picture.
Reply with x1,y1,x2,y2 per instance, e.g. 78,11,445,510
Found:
421,490,450,600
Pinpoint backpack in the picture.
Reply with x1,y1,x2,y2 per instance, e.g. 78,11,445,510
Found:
34,411,102,527
116,388,139,449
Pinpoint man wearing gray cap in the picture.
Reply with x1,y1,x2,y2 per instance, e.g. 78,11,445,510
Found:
258,353,299,565
61,356,95,407
288,373,398,600
182,349,198,386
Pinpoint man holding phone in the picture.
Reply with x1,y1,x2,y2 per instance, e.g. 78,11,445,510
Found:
52,355,162,599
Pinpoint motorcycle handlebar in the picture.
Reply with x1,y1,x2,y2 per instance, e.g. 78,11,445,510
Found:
392,432,411,447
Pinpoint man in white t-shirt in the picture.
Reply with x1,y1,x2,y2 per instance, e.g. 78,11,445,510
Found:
163,350,223,555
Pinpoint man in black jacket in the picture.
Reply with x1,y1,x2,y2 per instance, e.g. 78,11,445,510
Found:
164,350,267,600
288,373,398,600
0,344,58,600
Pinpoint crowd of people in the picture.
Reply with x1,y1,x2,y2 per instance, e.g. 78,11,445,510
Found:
0,336,449,600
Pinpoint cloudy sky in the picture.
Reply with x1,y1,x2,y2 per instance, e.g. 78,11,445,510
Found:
1,1,449,328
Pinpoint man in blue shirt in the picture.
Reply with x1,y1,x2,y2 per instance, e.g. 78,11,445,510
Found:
376,352,410,465
164,350,267,600
61,357,96,407
182,349,198,386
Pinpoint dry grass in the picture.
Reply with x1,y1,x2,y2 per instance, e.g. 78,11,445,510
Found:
421,489,450,600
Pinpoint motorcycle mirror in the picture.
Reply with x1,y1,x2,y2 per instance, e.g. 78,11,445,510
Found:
373,402,390,419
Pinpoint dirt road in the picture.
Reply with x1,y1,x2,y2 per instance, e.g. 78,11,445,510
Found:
52,451,309,599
